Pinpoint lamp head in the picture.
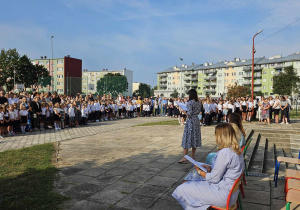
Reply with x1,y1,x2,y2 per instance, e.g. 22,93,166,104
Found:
257,30,263,34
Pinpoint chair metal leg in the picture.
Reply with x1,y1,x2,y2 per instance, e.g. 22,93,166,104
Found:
240,183,245,198
275,162,281,188
243,173,247,186
286,202,290,210
238,194,243,210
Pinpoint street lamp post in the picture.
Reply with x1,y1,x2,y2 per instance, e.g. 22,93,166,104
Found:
13,68,16,93
251,30,263,102
51,36,54,93
67,72,69,95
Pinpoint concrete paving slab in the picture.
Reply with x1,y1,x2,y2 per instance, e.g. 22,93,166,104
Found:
146,175,179,188
70,199,109,210
133,184,167,198
115,194,157,210
150,198,182,210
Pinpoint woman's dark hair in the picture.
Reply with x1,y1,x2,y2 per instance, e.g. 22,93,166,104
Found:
228,113,246,137
188,89,198,102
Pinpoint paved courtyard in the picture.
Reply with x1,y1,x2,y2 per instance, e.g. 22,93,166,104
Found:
2,117,300,209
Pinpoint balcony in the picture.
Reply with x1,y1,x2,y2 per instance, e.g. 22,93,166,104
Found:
243,66,251,71
159,77,167,82
209,76,216,80
243,66,262,71
254,73,262,78
191,71,198,75
205,89,216,93
205,69,217,74
159,80,167,84
191,77,198,81
160,84,167,88
191,83,198,88
184,71,191,76
254,87,261,92
159,73,167,77
243,80,262,86
183,76,191,81
274,65,284,70
243,81,251,85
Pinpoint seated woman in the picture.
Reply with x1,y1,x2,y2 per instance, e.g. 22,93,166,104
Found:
206,113,246,165
228,113,246,147
172,123,244,210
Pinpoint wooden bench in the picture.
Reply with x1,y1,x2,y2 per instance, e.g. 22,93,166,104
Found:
274,155,300,187
286,189,300,210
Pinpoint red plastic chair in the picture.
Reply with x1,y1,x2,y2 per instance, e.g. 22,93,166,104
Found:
210,175,242,210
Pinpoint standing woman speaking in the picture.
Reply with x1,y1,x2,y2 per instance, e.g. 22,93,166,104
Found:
178,89,202,163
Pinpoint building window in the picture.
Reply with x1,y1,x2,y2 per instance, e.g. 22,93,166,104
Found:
82,83,86,85
271,71,274,75
263,86,266,89
263,79,266,82
57,67,63,71
57,89,63,93
271,78,273,81
57,60,63,64
38,61,44,65
57,75,64,78
57,82,63,85
263,71,267,74
46,61,49,65
32,62,36,65
270,86,273,90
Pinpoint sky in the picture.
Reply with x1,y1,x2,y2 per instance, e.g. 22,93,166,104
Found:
0,0,300,87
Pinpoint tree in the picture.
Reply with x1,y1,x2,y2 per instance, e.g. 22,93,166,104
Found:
0,49,50,91
273,65,300,95
96,73,127,97
170,89,179,98
227,83,250,98
133,83,151,99
0,48,20,91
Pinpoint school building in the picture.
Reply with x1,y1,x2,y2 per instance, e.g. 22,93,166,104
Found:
31,55,82,95
82,69,133,96
155,52,300,98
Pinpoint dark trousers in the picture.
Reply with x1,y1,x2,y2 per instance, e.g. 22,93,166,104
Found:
154,108,158,116
32,114,40,129
253,107,258,119
204,113,210,125
217,110,222,123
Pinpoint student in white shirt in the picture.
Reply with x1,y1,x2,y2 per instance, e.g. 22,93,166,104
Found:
81,104,89,125
8,105,15,135
0,106,5,138
247,98,253,122
217,101,223,123
68,103,75,127
40,103,47,131
19,105,28,134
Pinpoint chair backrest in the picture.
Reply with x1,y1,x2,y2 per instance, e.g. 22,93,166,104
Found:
226,175,242,209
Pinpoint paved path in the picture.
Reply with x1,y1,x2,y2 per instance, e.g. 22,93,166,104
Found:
0,117,173,152
55,119,300,210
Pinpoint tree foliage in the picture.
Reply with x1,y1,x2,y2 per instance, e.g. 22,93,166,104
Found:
133,83,151,99
0,49,49,91
170,89,179,98
227,83,250,98
273,66,300,96
96,73,127,97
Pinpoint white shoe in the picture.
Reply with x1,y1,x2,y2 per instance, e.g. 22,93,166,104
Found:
281,122,285,124
0,135,3,139
286,122,289,124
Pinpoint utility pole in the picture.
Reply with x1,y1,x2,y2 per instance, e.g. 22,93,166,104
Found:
51,36,54,93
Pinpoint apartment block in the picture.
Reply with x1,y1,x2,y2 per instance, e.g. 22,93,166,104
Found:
155,52,300,98
82,69,133,96
31,55,82,95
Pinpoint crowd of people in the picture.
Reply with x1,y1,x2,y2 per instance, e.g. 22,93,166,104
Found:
0,88,294,139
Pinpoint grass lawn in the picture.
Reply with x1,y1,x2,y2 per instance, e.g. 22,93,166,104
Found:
289,109,300,118
137,120,179,126
0,143,68,209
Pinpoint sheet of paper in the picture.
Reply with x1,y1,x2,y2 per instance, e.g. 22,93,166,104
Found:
184,155,208,173
178,102,187,111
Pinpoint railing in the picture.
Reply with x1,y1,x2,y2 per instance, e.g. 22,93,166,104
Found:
159,73,167,77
